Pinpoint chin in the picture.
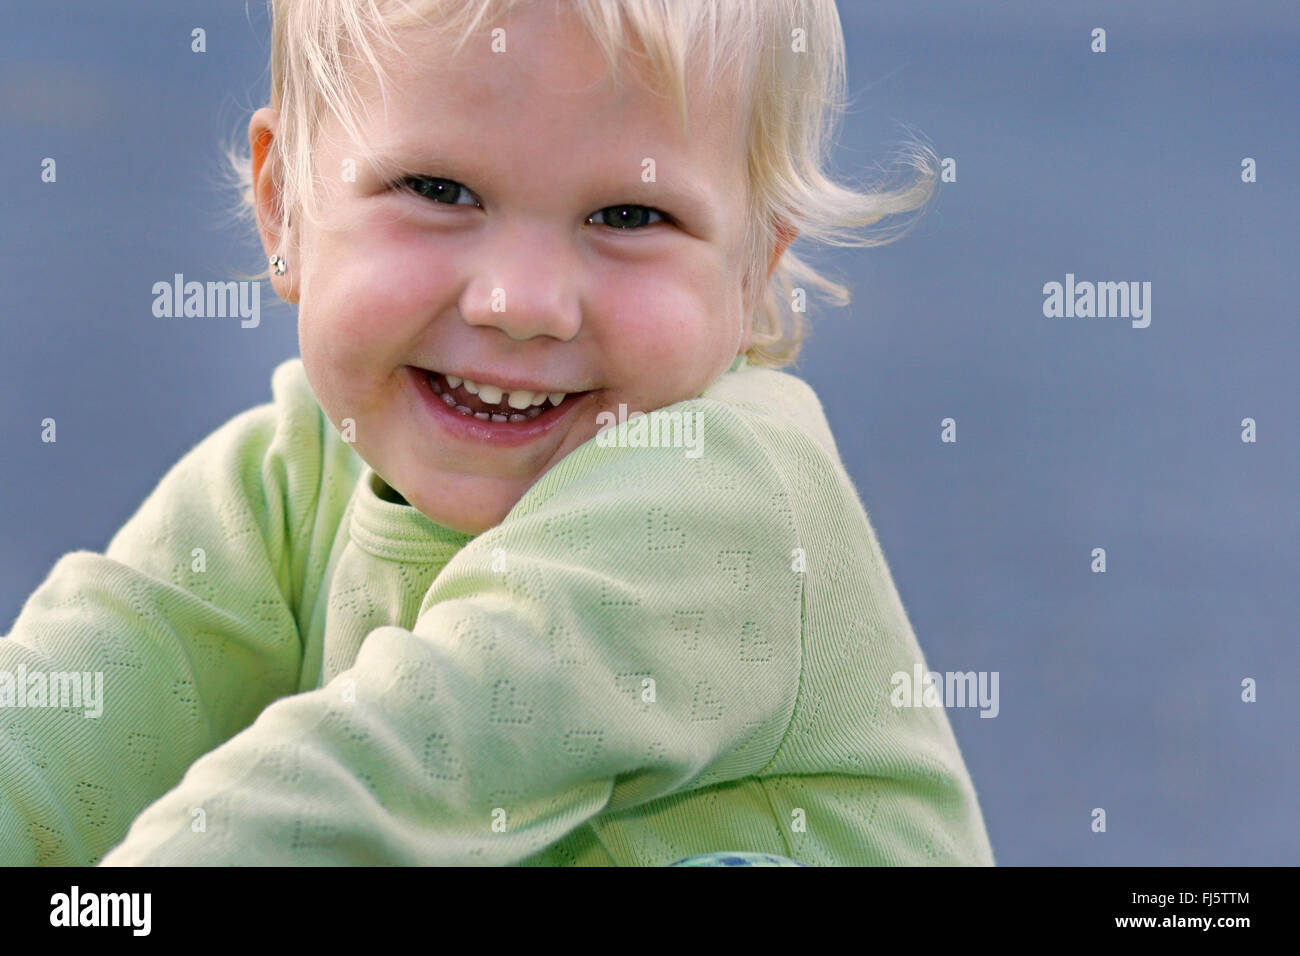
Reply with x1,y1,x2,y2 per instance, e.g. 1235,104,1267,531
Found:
401,480,515,535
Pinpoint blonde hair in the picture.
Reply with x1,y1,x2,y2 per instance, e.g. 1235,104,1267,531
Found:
228,0,939,368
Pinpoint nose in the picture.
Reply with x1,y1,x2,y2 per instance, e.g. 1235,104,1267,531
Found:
459,225,582,342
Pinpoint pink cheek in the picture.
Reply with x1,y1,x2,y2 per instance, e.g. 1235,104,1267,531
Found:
635,314,713,368
599,283,701,349
335,306,390,348
328,274,424,346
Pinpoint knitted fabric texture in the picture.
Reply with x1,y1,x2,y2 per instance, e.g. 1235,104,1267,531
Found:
0,356,995,865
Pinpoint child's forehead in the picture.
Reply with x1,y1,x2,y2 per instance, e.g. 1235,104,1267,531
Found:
352,10,746,141
350,81,747,194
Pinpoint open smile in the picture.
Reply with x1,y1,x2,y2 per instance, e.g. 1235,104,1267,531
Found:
410,366,596,446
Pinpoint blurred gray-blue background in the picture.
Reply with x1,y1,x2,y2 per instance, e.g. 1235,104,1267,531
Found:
2,1,1296,865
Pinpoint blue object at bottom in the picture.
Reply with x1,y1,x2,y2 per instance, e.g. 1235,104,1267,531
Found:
668,851,807,866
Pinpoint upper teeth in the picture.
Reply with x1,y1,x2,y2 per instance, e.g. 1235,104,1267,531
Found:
446,374,566,408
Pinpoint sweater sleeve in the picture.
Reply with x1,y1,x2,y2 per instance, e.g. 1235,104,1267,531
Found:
97,400,805,865
0,361,325,865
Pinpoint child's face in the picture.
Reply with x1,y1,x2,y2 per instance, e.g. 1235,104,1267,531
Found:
258,7,767,534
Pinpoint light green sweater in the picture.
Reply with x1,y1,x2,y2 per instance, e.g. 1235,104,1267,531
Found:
0,356,995,865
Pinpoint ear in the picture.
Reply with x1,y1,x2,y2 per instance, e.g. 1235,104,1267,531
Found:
766,220,798,279
249,107,300,304
740,221,799,357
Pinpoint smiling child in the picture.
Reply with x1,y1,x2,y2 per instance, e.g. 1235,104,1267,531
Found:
1,0,994,865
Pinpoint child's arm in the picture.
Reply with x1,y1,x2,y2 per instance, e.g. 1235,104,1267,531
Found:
97,399,807,865
0,361,332,864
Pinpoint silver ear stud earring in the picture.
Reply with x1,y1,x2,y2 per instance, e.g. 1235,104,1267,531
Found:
270,254,287,276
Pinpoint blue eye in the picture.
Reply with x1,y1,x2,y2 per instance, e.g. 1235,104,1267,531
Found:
587,205,667,229
400,176,479,206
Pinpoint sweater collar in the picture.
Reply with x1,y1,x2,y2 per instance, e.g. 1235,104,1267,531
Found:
350,468,478,562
